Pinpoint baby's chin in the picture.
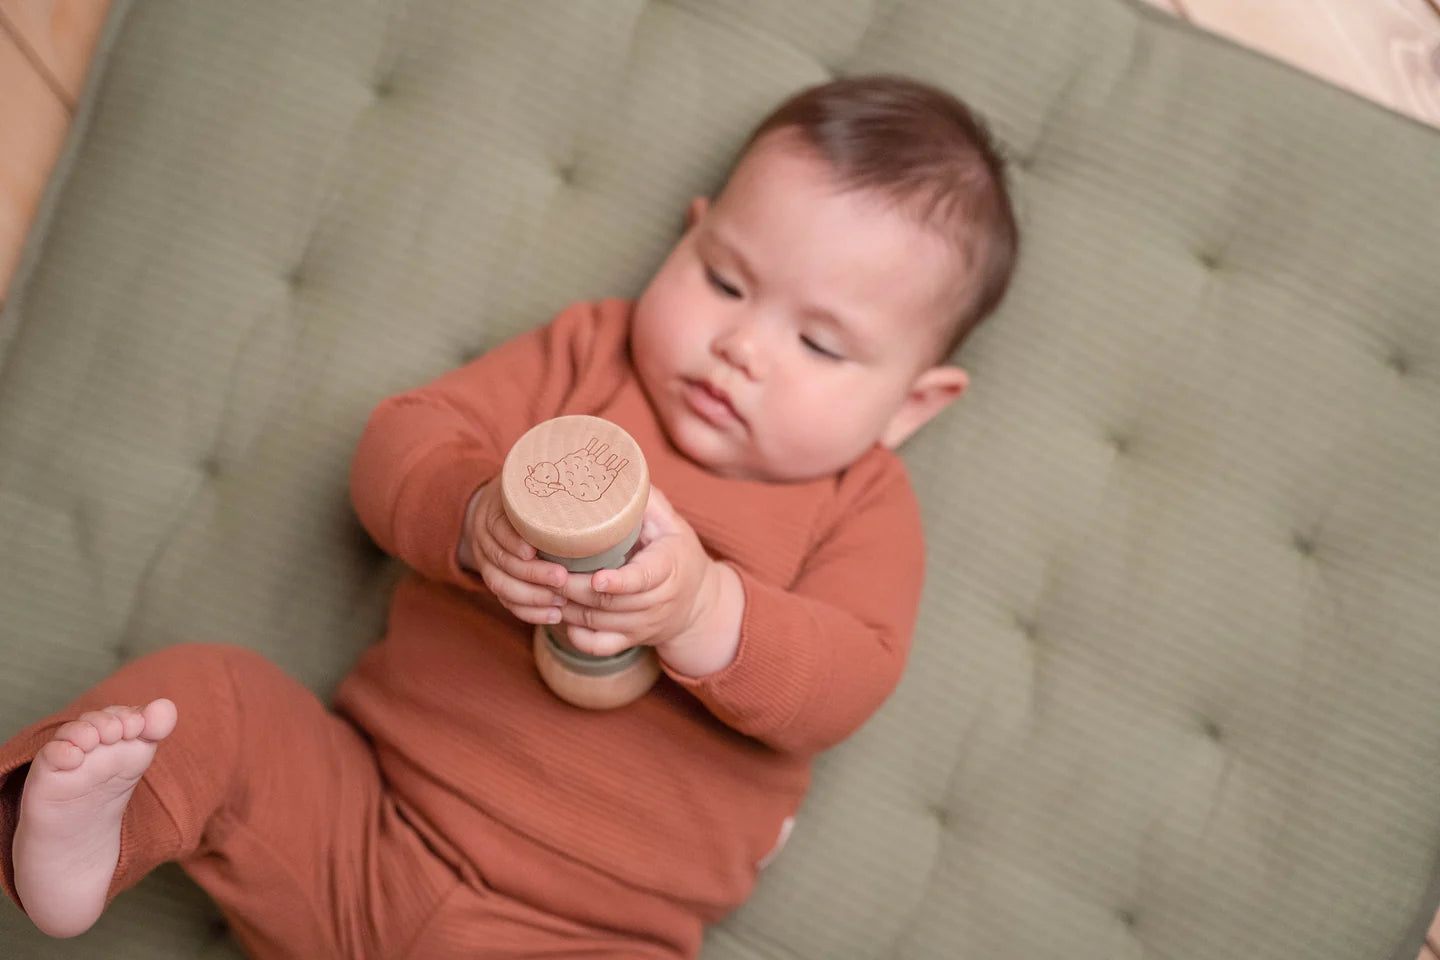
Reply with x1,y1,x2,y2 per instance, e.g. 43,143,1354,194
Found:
665,416,751,478
652,400,759,480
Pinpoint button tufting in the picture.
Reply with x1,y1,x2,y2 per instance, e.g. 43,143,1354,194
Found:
556,159,579,186
287,264,306,289
373,74,395,99
1118,908,1138,929
1202,718,1222,742
1107,431,1132,455
1015,613,1039,641
1387,351,1410,376
201,455,223,478
1292,532,1315,556
1198,251,1223,271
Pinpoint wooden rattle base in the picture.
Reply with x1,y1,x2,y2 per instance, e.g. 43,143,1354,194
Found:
532,626,660,710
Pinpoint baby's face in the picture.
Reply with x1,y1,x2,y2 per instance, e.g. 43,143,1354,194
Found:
632,131,967,482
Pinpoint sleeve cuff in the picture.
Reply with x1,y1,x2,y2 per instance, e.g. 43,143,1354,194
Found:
393,447,499,589
662,564,819,737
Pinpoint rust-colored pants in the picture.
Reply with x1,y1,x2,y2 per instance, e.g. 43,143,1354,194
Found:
0,643,685,959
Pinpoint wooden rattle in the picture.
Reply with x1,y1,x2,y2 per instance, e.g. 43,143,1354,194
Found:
500,415,660,709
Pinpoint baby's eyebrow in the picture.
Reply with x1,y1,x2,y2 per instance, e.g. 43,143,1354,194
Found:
704,230,758,287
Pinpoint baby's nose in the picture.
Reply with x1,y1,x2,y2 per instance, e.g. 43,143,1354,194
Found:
713,322,762,378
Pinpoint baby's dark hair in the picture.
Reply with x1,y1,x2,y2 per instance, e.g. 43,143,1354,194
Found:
737,74,1019,360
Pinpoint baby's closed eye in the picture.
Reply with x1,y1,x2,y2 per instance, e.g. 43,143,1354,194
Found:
800,336,843,361
705,265,742,299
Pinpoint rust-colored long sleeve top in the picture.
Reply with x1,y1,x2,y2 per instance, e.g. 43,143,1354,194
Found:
335,299,925,940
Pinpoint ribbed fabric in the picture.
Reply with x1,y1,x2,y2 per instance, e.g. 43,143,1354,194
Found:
393,447,497,588
336,299,925,926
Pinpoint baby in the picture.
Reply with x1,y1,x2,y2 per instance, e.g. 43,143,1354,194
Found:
0,75,1018,958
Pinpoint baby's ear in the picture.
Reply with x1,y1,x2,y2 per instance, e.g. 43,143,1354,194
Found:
879,366,969,449
686,195,710,230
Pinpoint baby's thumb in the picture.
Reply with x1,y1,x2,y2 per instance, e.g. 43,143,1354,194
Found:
639,485,685,540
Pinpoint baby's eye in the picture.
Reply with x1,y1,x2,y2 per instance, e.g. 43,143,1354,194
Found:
800,336,843,361
705,266,742,299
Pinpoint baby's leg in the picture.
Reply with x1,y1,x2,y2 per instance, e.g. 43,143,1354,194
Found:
0,643,454,957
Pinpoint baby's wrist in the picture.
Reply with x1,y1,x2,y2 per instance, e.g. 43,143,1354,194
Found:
659,561,743,677
456,483,486,574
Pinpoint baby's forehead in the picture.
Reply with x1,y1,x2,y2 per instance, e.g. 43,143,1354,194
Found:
733,135,977,260
718,136,972,284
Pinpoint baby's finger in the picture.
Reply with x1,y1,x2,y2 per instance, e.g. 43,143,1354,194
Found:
486,507,536,561
480,529,569,590
565,625,633,658
559,602,641,635
556,576,653,611
506,603,565,626
480,562,564,610
592,548,673,596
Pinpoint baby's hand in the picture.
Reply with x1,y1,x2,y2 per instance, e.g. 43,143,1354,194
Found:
555,486,718,656
458,482,570,625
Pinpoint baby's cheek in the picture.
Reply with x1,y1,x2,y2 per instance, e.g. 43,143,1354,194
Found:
769,395,870,473
631,310,675,384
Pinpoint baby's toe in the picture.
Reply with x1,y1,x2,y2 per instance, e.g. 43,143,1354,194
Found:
77,711,124,745
54,720,101,753
140,699,178,742
101,705,147,740
37,737,86,772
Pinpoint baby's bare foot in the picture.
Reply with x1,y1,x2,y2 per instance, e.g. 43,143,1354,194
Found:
13,699,177,938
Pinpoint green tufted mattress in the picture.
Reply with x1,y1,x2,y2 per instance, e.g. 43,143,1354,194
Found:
2,1,1439,958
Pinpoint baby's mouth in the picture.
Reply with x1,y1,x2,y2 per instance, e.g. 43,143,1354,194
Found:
683,378,745,427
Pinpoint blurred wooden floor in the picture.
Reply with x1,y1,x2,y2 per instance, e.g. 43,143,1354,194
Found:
1142,0,1440,125
0,0,108,302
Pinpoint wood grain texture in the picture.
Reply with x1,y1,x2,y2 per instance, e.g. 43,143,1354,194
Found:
1183,0,1440,126
500,416,650,562
0,0,109,106
0,23,67,299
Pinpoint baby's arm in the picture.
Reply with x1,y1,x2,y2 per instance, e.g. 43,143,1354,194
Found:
665,459,925,756
349,302,617,586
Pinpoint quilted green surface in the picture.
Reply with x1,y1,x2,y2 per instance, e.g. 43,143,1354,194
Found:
2,1,1439,958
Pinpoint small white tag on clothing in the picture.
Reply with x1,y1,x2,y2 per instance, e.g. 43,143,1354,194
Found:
757,816,795,870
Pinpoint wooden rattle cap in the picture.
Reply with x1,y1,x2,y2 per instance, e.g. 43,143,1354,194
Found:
500,415,650,565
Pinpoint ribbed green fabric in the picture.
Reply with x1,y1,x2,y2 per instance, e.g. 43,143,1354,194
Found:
1,1,1438,957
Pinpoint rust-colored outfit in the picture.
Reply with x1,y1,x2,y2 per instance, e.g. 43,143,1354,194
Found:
0,300,925,958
